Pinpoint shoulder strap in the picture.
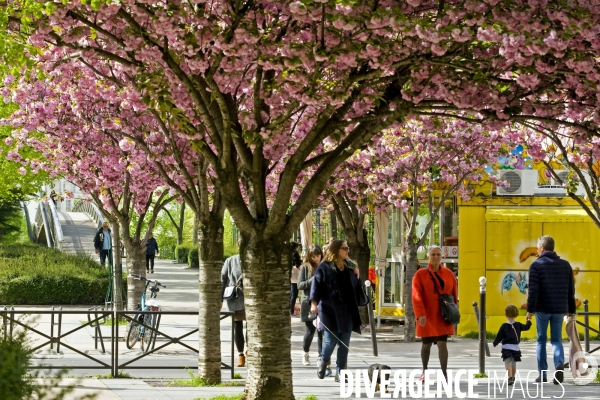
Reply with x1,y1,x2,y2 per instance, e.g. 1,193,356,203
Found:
426,268,440,295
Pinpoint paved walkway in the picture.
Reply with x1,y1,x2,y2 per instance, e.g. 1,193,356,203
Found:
58,211,98,255
21,260,600,400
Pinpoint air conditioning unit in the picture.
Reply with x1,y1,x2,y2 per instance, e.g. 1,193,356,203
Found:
496,170,538,196
552,170,591,197
552,170,569,186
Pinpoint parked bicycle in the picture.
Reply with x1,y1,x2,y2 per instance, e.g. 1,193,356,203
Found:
126,274,166,353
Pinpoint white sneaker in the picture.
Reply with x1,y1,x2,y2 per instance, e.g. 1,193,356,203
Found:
303,352,310,366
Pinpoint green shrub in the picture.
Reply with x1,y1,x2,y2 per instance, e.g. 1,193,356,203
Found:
175,243,194,264
0,244,111,305
188,247,199,268
0,319,96,400
461,330,496,340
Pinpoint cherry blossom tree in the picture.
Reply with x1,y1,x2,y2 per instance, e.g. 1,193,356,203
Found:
332,118,515,341
1,66,177,313
5,1,600,397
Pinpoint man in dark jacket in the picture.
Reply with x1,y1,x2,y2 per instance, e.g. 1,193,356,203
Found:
93,222,111,266
526,235,576,385
145,232,159,274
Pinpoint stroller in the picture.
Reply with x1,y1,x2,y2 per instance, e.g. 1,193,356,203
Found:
565,315,598,385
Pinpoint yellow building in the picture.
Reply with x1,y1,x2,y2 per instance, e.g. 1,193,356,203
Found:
458,196,600,339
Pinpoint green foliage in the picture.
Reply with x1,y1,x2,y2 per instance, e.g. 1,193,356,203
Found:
0,103,51,204
0,200,24,243
168,369,244,387
188,247,199,268
0,244,112,304
223,210,238,259
194,395,244,400
473,373,488,378
175,243,194,264
461,330,496,340
0,318,96,400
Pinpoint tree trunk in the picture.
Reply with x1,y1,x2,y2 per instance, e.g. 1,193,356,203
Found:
345,228,370,324
111,222,124,311
197,216,224,383
192,215,199,245
125,243,147,312
177,203,185,245
242,237,293,400
403,242,419,342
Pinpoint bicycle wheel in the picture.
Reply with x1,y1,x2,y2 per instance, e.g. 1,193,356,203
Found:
140,313,155,353
126,315,142,349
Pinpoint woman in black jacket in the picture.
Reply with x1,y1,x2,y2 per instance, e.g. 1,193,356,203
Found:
309,240,362,382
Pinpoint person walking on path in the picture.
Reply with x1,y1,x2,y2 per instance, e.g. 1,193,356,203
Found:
221,252,247,367
290,241,302,316
298,244,324,366
526,235,576,384
412,245,458,382
310,240,362,382
493,305,532,386
145,232,159,274
93,222,111,266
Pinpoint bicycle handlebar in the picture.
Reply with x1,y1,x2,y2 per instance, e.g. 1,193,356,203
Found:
129,274,166,288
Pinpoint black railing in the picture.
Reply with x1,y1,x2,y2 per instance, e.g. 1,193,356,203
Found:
0,307,235,378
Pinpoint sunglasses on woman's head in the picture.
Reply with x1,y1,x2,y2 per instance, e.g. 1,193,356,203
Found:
341,247,350,251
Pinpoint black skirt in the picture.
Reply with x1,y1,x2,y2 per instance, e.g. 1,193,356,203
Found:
501,348,522,362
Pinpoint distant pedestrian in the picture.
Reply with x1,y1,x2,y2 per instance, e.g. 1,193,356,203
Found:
493,305,532,386
50,190,58,206
526,235,576,384
145,232,159,274
221,250,247,367
298,244,324,366
290,241,302,316
93,222,111,266
412,245,458,382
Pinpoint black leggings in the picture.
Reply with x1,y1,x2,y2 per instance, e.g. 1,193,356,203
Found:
234,321,247,354
303,321,324,355
146,254,155,270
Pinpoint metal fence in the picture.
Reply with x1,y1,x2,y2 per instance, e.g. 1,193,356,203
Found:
1,307,236,378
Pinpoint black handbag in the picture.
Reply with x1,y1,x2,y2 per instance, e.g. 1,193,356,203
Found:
355,278,370,307
223,278,242,300
427,269,460,325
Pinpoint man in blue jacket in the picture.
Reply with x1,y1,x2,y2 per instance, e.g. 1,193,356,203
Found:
93,222,111,266
526,235,576,385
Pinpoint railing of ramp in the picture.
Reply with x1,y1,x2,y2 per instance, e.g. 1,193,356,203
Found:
73,200,105,229
47,200,64,250
21,201,36,243
34,202,57,248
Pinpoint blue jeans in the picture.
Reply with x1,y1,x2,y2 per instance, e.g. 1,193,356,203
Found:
321,317,353,370
535,312,565,377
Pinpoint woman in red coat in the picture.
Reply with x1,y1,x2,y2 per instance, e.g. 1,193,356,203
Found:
412,245,458,381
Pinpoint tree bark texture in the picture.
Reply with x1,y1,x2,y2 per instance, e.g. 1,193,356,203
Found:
241,237,293,400
197,217,225,383
125,242,147,312
111,221,124,311
177,203,185,245
403,242,419,342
